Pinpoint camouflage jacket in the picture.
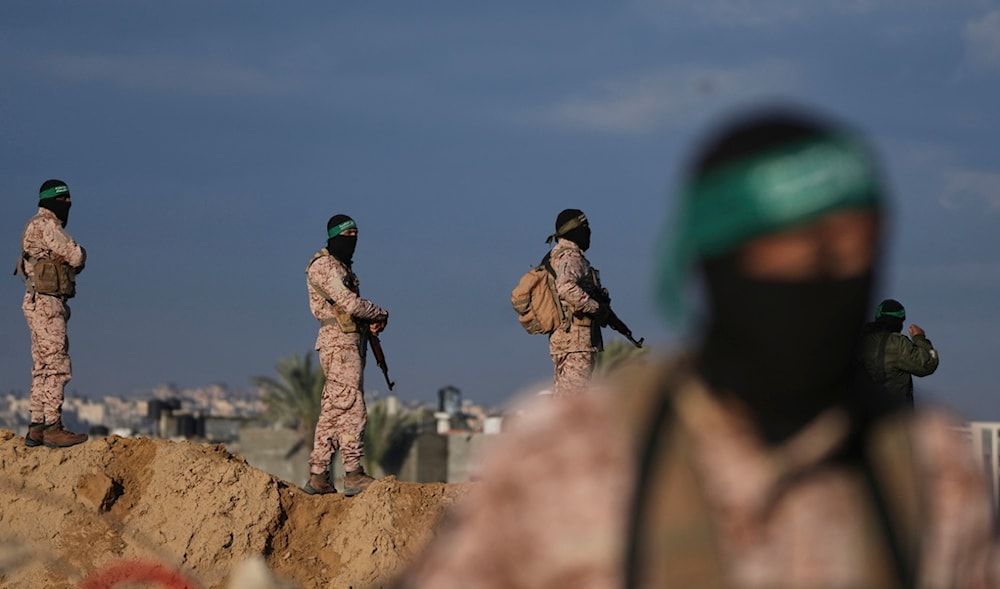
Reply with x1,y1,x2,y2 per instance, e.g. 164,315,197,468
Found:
549,238,604,354
17,207,86,292
306,250,387,350
395,356,998,589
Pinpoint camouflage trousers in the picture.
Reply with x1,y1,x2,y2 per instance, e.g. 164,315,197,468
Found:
309,343,367,474
22,292,71,424
551,351,595,398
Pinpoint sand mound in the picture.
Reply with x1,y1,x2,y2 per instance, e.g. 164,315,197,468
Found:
0,429,470,589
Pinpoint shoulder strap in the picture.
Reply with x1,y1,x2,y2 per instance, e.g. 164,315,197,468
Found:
305,250,337,304
624,360,725,587
305,248,328,271
625,373,678,589
859,443,918,589
539,250,572,329
539,251,555,276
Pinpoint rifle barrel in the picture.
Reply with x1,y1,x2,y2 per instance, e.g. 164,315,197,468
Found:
606,310,643,348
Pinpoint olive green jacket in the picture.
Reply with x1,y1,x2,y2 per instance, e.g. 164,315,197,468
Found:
860,329,939,400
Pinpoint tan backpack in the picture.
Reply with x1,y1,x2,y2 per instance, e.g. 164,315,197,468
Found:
511,251,569,335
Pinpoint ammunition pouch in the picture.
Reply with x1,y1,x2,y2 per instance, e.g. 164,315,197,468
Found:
320,305,359,334
27,257,76,299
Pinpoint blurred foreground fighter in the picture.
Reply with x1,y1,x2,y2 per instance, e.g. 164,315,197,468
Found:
15,180,88,448
304,215,388,496
546,209,606,397
860,298,939,405
394,110,998,588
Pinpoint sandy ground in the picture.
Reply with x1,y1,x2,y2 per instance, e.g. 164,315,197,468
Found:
0,429,470,589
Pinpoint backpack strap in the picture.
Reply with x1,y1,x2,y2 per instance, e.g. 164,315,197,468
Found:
543,246,571,277
541,249,572,331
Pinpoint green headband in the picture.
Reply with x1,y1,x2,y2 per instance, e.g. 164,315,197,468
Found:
657,134,881,323
39,185,69,200
327,219,357,238
876,303,905,320
545,213,588,244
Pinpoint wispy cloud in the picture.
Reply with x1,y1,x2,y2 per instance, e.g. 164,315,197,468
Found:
22,52,301,96
940,169,1000,211
535,62,799,134
881,139,1000,213
963,9,1000,70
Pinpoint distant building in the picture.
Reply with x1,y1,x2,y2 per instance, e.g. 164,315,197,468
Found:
968,421,1000,513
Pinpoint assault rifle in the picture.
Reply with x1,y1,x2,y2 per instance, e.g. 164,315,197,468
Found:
369,332,395,391
603,308,644,348
592,289,644,348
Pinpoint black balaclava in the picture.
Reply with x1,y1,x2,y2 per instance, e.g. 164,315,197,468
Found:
326,214,357,265
552,208,591,251
692,114,881,445
701,256,873,443
39,179,71,227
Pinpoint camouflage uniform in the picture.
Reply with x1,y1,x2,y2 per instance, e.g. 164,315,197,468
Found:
395,358,999,589
548,238,604,398
19,207,86,425
306,250,387,475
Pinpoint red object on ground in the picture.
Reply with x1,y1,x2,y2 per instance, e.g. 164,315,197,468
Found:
77,559,200,589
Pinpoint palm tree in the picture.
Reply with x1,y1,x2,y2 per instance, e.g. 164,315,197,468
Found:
362,397,424,477
250,352,325,441
253,353,423,476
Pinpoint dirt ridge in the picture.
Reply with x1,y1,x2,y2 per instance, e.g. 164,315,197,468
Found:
0,429,469,589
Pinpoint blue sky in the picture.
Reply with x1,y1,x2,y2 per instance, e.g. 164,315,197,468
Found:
2,1,999,419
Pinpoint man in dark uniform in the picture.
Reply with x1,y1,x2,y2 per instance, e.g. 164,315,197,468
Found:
859,298,939,404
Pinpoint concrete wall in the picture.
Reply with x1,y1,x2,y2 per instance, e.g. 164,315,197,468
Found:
446,432,489,483
230,426,494,487
397,431,492,483
968,421,1000,513
226,427,311,487
399,431,449,483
